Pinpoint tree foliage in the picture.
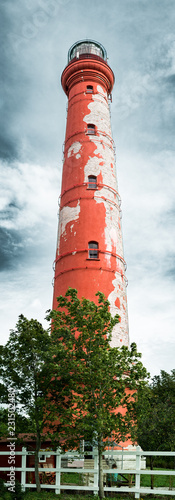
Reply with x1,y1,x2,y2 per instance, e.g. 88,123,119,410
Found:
47,288,148,498
0,407,31,439
137,370,175,452
136,370,175,488
0,315,54,493
0,290,149,499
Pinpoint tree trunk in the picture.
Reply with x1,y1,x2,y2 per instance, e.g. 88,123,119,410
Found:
98,440,104,499
169,474,173,490
150,456,154,490
35,432,41,493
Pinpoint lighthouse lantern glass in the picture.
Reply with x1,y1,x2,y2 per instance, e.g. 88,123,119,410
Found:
68,40,107,62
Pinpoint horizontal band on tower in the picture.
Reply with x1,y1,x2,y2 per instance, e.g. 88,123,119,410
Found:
60,196,120,210
68,89,108,106
54,265,127,281
67,94,108,111
61,182,120,199
55,248,126,269
61,58,114,95
64,130,113,153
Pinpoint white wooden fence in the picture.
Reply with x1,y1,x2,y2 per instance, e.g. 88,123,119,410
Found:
1,446,175,499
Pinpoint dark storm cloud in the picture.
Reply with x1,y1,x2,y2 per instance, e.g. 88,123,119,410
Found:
166,267,175,279
0,2,26,163
166,74,175,86
0,0,65,166
0,227,24,271
0,134,19,162
0,159,59,274
0,1,42,164
0,200,20,219
0,201,22,235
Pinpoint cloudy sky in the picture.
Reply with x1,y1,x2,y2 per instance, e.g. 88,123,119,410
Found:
1,0,175,378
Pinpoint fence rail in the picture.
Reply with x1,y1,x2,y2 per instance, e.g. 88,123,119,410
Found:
1,446,175,499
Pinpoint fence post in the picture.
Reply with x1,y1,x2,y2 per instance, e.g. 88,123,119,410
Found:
121,447,124,470
21,447,26,492
93,448,98,495
55,448,61,494
135,445,141,499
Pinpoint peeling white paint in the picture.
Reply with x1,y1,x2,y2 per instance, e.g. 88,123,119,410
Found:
83,94,116,189
95,196,124,259
108,273,129,347
97,84,107,98
83,97,111,136
83,93,123,262
57,201,80,252
82,89,128,345
84,138,116,189
67,141,82,158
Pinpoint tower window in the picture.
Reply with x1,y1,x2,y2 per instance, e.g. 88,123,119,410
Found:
87,124,95,135
86,85,93,93
88,241,98,259
88,175,97,189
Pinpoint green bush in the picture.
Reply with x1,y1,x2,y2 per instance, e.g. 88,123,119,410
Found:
11,480,25,500
153,456,175,469
0,479,24,500
0,478,11,500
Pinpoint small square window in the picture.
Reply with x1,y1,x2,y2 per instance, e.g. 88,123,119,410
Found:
86,85,93,93
88,175,97,189
88,241,98,259
87,124,95,135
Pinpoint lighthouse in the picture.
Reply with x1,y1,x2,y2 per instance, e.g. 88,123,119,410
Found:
53,40,129,348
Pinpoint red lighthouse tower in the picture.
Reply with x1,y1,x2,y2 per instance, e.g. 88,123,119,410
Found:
53,40,129,348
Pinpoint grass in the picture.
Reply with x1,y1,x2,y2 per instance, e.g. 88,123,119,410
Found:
106,471,175,489
21,493,175,500
55,471,175,489
140,471,175,488
61,472,84,485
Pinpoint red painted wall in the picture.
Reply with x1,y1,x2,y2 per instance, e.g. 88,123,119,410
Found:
53,50,129,348
0,444,22,483
0,441,55,485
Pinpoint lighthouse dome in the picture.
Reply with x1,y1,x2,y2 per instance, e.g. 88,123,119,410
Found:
68,39,107,63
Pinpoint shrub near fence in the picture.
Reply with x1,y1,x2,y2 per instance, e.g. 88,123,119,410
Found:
0,446,175,499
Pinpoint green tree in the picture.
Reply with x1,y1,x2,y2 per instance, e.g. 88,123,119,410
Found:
0,407,8,438
47,288,148,498
0,315,54,493
152,370,175,451
136,370,175,488
0,407,31,438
